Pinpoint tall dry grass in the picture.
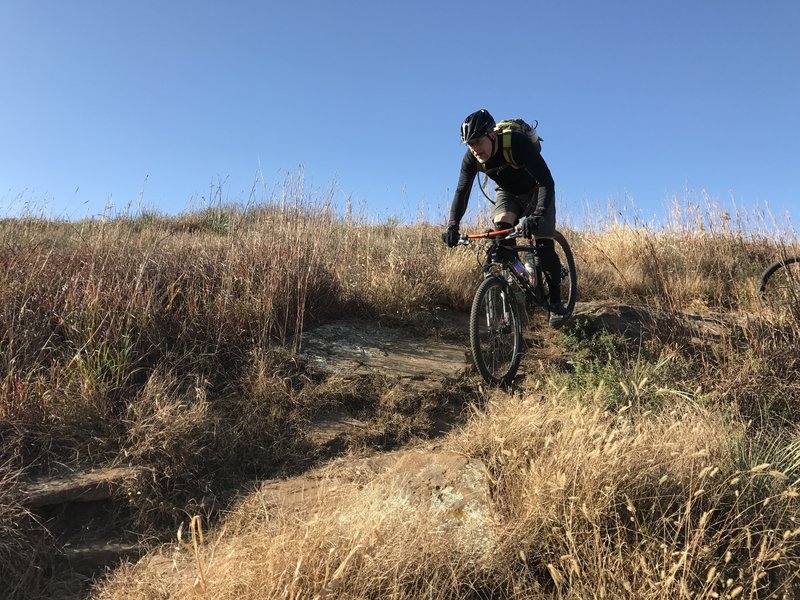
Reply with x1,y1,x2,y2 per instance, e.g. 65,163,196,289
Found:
452,396,800,598
2,186,800,597
0,188,459,467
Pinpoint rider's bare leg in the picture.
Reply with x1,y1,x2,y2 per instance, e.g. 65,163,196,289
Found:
493,212,517,226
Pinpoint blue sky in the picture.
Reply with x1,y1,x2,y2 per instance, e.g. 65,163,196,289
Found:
1,1,799,228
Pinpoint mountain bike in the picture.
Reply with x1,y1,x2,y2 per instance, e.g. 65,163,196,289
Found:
458,225,577,387
759,255,800,307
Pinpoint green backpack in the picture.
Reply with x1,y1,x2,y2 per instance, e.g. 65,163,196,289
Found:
494,118,543,167
477,118,543,202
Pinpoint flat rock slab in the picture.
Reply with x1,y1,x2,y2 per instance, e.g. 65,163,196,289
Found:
250,451,406,518
238,450,493,544
21,466,142,508
297,320,469,390
61,540,143,574
308,408,369,445
574,301,743,345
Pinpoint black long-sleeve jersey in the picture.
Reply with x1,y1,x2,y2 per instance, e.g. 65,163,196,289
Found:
448,130,555,225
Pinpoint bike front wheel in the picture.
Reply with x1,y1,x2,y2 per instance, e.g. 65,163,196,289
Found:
469,275,523,387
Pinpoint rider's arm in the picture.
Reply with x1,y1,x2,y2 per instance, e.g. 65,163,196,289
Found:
513,136,555,215
448,150,478,225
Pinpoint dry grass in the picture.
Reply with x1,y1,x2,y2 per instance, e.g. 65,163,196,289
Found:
94,396,800,599
450,396,800,598
2,186,800,598
570,224,792,313
0,193,457,464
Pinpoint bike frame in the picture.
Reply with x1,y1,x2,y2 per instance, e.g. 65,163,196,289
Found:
459,227,549,310
459,227,577,387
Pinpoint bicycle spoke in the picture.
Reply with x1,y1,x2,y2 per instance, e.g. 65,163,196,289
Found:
470,277,522,386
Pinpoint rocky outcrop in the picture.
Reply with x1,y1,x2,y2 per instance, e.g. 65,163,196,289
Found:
296,314,472,445
21,466,142,508
570,301,745,347
18,466,145,591
250,450,492,532
296,319,470,391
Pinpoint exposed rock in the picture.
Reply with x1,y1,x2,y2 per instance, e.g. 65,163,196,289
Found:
116,450,496,595
296,320,470,390
17,466,146,586
572,301,744,346
247,451,407,518
61,540,142,574
248,450,495,555
308,408,369,445
20,466,143,508
362,451,496,556
296,317,472,444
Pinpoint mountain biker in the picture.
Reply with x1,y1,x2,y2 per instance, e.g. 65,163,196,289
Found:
442,108,566,327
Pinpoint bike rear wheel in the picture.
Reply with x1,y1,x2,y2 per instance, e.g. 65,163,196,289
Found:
759,256,800,309
469,275,523,387
544,231,578,317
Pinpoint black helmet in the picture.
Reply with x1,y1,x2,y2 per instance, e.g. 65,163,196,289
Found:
460,109,495,144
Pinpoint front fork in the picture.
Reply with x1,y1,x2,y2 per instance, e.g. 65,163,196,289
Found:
482,275,515,332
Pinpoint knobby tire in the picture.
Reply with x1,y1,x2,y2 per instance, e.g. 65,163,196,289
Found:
759,256,800,303
551,231,578,317
469,275,523,387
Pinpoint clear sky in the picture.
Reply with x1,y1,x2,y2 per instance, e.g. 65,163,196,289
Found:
2,0,799,228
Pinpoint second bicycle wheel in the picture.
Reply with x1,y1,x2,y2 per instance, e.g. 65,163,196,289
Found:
469,275,523,387
546,231,578,317
759,256,800,310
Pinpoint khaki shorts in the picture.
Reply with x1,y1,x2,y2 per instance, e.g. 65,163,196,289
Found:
493,186,556,238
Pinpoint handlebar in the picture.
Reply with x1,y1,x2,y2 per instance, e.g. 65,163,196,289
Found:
458,227,524,245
